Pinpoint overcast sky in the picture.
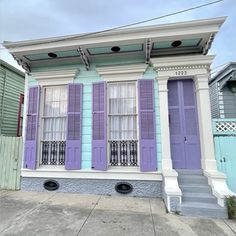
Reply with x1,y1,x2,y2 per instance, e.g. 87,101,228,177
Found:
0,0,235,74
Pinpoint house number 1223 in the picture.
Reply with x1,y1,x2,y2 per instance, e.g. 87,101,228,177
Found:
175,70,187,76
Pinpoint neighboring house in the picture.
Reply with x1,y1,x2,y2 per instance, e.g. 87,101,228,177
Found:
0,59,25,136
210,62,236,118
210,62,236,193
3,17,233,218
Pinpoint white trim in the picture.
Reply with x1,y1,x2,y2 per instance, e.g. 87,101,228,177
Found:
31,68,79,86
4,17,226,53
96,64,148,81
21,167,162,181
151,55,215,78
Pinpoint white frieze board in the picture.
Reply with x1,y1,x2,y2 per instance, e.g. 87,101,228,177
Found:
31,68,79,85
151,55,215,78
96,64,148,81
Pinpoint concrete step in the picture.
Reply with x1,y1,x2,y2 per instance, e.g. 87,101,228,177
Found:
180,202,228,219
179,184,212,194
176,169,203,175
182,193,217,204
178,175,208,185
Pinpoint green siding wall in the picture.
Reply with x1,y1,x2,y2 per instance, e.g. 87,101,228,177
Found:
0,65,25,136
29,61,162,170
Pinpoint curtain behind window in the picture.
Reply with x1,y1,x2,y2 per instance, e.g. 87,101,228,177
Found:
43,86,67,140
108,82,137,140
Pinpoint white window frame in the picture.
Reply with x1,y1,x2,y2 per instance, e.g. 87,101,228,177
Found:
38,85,68,166
107,80,140,166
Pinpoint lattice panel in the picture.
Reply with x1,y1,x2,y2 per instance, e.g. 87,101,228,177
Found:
215,121,236,133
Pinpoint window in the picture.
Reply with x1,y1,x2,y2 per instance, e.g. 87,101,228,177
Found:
108,82,138,166
17,94,24,137
41,86,67,165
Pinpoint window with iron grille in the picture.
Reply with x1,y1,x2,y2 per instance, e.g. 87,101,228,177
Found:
108,82,138,166
40,86,67,165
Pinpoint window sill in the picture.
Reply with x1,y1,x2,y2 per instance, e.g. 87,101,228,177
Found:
21,166,162,181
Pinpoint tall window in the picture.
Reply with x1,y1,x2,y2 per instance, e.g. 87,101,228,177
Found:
108,82,138,166
41,86,67,165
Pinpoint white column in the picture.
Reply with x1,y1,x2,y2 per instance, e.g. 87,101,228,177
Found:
156,76,181,212
157,77,173,170
194,74,234,206
194,74,217,171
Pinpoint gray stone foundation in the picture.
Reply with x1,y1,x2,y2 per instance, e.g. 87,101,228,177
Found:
21,177,162,198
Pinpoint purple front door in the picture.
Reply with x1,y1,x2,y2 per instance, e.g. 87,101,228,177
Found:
168,79,201,169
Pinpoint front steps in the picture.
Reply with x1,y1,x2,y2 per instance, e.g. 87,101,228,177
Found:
176,169,227,219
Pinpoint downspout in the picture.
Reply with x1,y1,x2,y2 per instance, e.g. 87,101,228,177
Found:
0,69,7,135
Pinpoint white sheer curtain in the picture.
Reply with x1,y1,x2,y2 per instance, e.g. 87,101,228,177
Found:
108,82,137,140
43,86,67,141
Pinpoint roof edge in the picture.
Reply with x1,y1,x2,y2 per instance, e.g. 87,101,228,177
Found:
0,59,25,77
2,16,227,49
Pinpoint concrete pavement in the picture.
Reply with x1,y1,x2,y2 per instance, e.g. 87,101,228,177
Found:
0,190,235,236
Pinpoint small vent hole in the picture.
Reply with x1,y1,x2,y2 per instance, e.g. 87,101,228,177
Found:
115,182,133,194
44,180,59,191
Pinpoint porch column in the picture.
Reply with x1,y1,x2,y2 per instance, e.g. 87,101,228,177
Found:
157,77,172,170
194,74,217,171
194,74,233,206
156,76,182,212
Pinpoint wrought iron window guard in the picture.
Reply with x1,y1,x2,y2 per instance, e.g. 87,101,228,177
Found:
41,141,66,165
109,140,138,166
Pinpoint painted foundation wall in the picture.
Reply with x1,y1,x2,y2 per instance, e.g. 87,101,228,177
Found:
27,60,162,170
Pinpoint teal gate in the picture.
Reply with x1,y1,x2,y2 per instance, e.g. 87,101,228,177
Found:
213,119,236,193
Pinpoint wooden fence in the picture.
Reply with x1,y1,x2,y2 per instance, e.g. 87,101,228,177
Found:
212,119,236,194
0,136,22,190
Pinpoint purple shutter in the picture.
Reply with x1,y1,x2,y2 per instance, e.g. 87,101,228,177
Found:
182,80,201,169
138,79,157,171
92,82,107,170
65,84,83,170
168,80,185,168
24,86,40,169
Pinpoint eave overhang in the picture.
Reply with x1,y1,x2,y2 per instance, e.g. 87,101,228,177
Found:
2,17,226,73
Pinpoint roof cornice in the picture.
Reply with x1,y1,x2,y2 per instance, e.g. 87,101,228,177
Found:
3,17,226,53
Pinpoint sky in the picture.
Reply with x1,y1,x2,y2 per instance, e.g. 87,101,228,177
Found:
0,0,235,74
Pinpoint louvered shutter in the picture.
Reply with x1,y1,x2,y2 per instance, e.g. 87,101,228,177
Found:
24,86,40,169
138,79,157,171
168,80,185,169
65,84,83,170
92,82,107,170
182,80,201,169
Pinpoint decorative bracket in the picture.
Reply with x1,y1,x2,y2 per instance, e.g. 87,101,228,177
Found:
145,39,152,64
12,53,31,74
202,33,215,55
78,46,90,70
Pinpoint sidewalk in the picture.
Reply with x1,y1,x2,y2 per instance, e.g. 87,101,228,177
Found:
0,190,235,236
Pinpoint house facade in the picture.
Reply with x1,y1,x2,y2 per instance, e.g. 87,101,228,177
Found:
3,17,233,217
210,62,236,118
210,62,236,193
0,60,25,136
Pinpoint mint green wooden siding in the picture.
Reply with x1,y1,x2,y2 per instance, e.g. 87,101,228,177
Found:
0,62,24,136
0,136,23,190
30,62,162,170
